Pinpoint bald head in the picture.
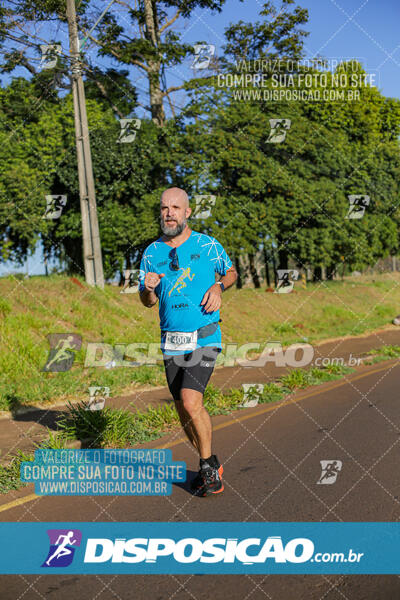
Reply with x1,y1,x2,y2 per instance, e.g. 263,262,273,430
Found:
160,187,191,238
161,187,189,208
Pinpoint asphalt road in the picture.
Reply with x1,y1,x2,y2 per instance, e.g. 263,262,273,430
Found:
1,359,400,599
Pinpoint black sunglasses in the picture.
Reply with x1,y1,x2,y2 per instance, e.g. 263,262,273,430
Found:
169,247,179,271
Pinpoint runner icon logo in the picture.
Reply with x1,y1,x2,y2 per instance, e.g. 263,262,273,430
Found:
40,44,61,69
317,460,342,485
345,195,370,219
120,270,140,294
43,194,67,220
193,195,216,220
267,119,291,143
116,118,142,143
240,384,264,408
191,44,215,70
42,333,82,372
42,529,82,568
86,386,110,411
275,269,299,294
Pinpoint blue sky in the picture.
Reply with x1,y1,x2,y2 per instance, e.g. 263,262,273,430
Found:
186,0,400,99
2,0,399,276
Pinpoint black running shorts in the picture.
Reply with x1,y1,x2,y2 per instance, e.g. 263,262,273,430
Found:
163,346,220,400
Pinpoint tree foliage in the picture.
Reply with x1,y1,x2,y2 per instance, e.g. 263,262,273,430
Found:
0,0,400,282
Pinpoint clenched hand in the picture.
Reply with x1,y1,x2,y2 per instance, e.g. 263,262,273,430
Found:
201,283,222,313
144,272,165,292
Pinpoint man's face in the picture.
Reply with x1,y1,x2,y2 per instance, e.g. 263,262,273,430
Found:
160,194,190,236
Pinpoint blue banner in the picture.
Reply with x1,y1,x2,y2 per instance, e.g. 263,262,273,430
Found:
0,522,399,574
20,449,186,496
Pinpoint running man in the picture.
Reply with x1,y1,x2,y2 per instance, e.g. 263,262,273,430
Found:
44,335,76,371
46,531,77,565
139,187,237,496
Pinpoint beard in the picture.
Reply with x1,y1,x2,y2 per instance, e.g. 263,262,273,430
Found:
160,217,187,237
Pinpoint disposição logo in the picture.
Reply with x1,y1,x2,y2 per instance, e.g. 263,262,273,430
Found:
83,536,315,564
42,529,82,568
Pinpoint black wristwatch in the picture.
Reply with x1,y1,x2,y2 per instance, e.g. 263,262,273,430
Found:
216,281,225,292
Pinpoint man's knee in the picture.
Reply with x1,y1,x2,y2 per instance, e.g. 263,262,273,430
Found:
180,388,203,415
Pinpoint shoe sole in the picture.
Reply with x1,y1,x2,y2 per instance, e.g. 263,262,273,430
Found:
201,483,224,497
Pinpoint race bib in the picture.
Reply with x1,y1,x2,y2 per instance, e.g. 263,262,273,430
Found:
164,330,198,352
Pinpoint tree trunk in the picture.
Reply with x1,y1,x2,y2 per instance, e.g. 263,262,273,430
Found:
248,253,261,288
148,63,165,126
263,246,271,287
143,0,166,126
313,266,322,282
277,246,289,271
271,250,278,287
234,256,243,289
326,264,336,280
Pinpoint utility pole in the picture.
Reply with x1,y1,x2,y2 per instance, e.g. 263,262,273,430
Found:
66,0,104,288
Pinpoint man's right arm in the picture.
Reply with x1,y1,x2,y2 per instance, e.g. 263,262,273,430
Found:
139,288,158,307
139,272,165,308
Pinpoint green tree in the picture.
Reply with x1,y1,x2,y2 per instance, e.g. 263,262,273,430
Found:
48,103,181,278
178,57,400,282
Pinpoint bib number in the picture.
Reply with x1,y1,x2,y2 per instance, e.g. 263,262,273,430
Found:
164,330,198,351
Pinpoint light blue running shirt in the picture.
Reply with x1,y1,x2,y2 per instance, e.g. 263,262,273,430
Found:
138,231,232,355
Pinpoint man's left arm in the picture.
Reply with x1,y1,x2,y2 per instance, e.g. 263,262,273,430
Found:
218,265,237,291
201,266,238,313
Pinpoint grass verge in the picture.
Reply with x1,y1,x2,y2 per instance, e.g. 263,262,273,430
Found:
1,272,400,410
